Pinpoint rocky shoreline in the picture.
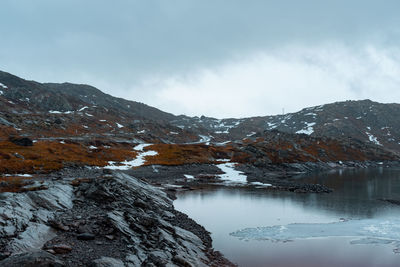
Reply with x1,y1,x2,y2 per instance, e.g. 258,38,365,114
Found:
0,168,234,266
1,160,399,266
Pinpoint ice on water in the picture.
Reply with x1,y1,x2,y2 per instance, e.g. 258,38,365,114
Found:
230,218,400,251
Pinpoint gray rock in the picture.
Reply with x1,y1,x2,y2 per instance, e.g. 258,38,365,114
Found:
77,232,95,240
0,251,65,267
90,257,125,267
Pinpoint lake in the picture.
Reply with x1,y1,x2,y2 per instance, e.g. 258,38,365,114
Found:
174,168,400,267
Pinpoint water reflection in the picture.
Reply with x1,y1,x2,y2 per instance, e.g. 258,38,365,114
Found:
174,168,400,267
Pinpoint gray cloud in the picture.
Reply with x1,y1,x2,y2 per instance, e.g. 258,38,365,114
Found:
1,0,400,116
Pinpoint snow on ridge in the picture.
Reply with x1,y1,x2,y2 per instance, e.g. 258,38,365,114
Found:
267,122,277,129
0,82,7,89
49,110,74,114
366,132,382,146
78,106,89,112
296,122,316,135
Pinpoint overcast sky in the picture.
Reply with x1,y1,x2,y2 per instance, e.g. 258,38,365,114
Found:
1,0,400,118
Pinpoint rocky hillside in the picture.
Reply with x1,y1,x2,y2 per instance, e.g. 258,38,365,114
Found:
172,100,400,152
0,70,399,177
0,70,200,144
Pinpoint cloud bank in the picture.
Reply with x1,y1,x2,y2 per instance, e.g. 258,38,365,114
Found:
1,1,400,117
136,44,400,118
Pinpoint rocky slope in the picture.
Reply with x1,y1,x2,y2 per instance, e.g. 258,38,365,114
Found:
0,168,233,266
1,70,400,266
0,70,200,144
172,100,400,152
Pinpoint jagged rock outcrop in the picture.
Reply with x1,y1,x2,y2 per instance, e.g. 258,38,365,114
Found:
0,170,233,266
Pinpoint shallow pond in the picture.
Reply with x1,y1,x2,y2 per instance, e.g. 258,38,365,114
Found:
174,168,400,267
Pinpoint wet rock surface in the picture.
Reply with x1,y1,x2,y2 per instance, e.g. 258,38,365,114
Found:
0,169,234,266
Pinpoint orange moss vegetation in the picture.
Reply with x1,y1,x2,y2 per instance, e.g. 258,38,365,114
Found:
0,176,48,193
143,144,246,166
0,126,18,139
0,141,137,174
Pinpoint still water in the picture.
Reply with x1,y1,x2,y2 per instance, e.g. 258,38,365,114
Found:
174,168,400,267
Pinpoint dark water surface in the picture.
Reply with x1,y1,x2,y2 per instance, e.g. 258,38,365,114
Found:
174,168,400,267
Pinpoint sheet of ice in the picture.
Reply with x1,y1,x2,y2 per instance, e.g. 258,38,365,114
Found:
216,163,247,184
230,219,400,252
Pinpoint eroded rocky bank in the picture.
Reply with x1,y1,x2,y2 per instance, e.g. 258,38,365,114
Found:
0,168,234,266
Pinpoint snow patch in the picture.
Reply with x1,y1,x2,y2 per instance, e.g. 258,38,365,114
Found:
184,174,195,180
216,163,247,184
134,144,151,151
251,182,272,187
296,122,316,135
4,174,33,177
366,132,382,146
0,82,7,88
78,106,89,112
106,148,158,170
116,123,124,128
